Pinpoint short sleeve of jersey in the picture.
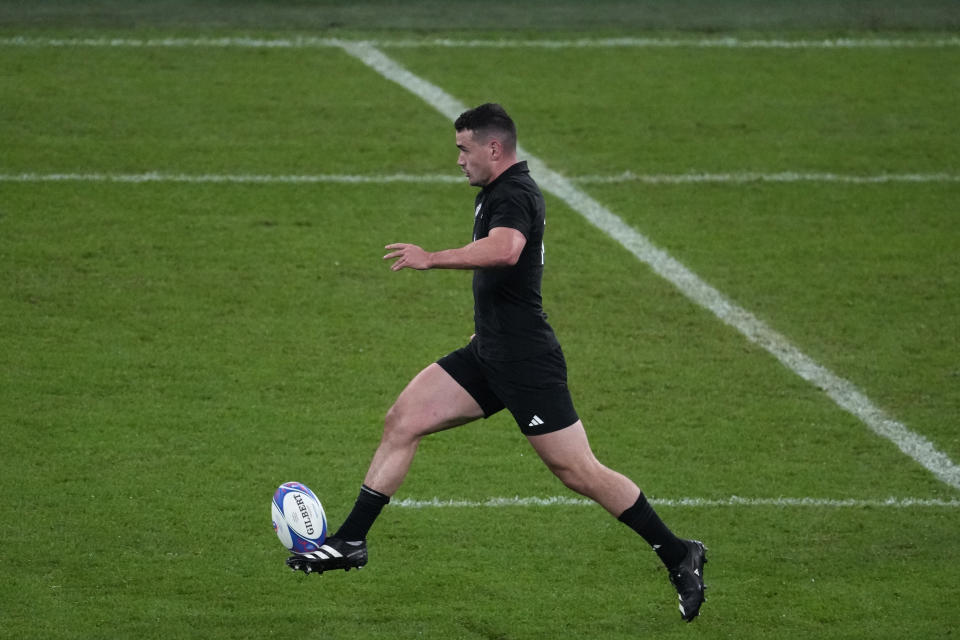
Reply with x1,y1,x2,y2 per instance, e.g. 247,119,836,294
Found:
484,192,536,240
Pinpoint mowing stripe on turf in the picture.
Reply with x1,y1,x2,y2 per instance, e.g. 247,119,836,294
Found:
339,41,960,492
3,172,958,185
394,496,960,509
3,35,960,49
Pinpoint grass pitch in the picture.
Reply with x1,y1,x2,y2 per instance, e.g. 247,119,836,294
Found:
1,3,959,638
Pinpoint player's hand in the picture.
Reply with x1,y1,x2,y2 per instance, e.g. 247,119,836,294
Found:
384,243,432,271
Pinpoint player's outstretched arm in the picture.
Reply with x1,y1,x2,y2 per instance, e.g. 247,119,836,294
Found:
384,227,525,271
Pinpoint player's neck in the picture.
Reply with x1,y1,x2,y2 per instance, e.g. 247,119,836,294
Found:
484,156,519,187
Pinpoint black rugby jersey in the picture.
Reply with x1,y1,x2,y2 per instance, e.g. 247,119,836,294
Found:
471,161,560,361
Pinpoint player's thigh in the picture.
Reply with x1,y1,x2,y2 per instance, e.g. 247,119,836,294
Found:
389,363,485,435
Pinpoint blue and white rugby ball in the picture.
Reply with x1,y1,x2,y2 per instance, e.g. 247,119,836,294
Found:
271,482,327,553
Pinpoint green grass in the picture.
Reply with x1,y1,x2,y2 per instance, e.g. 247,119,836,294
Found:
391,44,960,174
5,507,956,639
2,3,959,638
1,45,454,175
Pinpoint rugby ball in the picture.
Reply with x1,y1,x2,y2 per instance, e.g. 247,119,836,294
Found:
271,482,327,553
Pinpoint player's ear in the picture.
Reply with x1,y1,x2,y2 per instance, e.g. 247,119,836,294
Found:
488,138,502,160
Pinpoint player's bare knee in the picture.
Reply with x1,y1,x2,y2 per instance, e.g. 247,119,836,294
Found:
383,401,436,443
545,455,610,497
383,402,418,442
547,463,589,495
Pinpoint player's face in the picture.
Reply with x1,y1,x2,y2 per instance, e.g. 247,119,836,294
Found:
456,129,494,187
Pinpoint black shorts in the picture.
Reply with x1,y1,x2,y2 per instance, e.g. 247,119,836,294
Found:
437,340,579,435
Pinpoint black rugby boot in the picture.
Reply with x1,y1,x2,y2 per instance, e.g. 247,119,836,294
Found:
668,539,707,622
286,537,368,575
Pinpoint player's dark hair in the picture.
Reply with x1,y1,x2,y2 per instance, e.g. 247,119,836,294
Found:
454,103,517,153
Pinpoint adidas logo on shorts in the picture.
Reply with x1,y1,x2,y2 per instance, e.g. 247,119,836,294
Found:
528,415,545,427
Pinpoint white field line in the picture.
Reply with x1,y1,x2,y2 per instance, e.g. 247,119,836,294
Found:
3,35,960,50
574,171,960,185
3,171,959,185
393,496,960,509
0,172,463,185
339,42,960,492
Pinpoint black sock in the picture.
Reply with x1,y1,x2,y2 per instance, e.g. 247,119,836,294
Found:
618,493,687,568
333,485,391,542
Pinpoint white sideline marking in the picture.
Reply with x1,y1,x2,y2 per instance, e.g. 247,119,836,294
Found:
393,496,960,509
574,171,960,185
3,171,958,185
380,37,960,50
3,35,960,50
339,42,960,492
0,172,462,185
